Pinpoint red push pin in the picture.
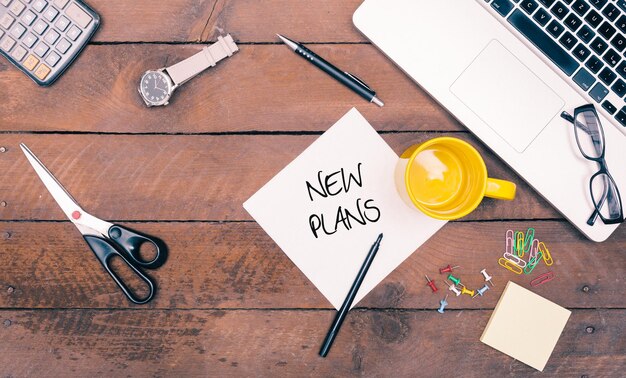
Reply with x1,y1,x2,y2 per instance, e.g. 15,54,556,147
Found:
439,265,460,274
425,274,438,293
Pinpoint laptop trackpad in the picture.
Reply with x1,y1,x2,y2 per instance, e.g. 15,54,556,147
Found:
450,40,564,153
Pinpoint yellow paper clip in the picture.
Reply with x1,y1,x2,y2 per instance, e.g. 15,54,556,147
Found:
515,231,525,257
523,228,534,255
503,252,527,268
538,241,553,266
530,271,555,287
524,251,543,274
505,229,514,254
498,257,523,274
528,238,539,260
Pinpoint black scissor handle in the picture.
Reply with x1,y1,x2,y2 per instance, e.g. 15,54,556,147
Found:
84,235,156,305
107,225,167,269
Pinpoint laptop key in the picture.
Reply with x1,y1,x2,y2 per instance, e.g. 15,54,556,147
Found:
602,48,621,66
551,1,569,20
491,0,515,17
618,0,626,12
577,25,595,43
586,54,604,73
602,3,620,22
610,33,626,52
598,21,616,39
590,0,607,10
615,107,626,126
611,78,626,96
616,15,626,32
598,67,617,84
564,13,583,31
602,100,617,114
616,60,626,78
572,0,590,16
590,36,608,54
573,67,596,90
533,8,551,26
559,31,578,49
508,9,579,75
547,20,565,37
585,10,603,28
573,43,591,61
589,82,609,102
520,0,538,15
539,0,555,6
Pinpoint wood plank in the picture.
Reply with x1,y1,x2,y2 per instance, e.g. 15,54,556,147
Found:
1,221,623,309
87,0,365,43
0,309,622,376
0,134,558,221
0,45,461,133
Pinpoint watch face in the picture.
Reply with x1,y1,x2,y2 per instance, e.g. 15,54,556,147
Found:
140,71,172,106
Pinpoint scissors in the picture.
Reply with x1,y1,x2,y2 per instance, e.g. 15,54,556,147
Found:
20,143,167,304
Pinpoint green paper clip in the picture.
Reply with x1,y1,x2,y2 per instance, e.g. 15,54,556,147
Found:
515,231,525,257
524,251,543,274
523,228,534,255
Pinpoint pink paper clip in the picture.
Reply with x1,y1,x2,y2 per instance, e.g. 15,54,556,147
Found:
503,252,527,268
528,239,539,260
530,271,555,287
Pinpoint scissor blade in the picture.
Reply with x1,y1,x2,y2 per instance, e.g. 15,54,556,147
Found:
20,143,84,221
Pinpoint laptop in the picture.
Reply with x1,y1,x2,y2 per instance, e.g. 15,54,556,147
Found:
354,0,626,242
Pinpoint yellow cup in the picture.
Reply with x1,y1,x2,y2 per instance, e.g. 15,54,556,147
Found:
398,137,516,220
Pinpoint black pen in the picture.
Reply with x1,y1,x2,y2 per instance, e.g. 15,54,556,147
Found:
277,34,384,107
319,233,383,357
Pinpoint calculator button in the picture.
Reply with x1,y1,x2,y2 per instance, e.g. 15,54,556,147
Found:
10,22,25,38
0,14,15,29
9,1,25,16
23,53,38,70
33,40,48,56
43,6,57,21
44,28,58,44
10,44,26,60
32,18,47,34
0,35,16,52
54,14,68,30
44,50,59,66
32,0,47,12
22,32,36,47
53,0,68,9
66,24,80,40
65,3,91,28
55,36,69,52
34,63,50,79
21,9,36,25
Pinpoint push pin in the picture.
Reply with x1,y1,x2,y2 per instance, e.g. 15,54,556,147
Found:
444,280,461,296
472,284,490,298
439,264,461,274
480,268,494,287
460,286,475,297
437,294,449,313
447,274,463,287
425,275,438,293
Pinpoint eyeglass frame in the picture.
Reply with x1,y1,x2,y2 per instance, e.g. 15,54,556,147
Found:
560,104,624,225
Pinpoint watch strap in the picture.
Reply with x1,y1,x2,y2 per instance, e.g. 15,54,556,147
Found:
165,34,238,86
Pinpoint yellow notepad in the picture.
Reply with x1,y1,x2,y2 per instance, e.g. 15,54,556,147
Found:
480,281,571,371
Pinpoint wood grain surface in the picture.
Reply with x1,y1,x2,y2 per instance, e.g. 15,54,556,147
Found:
0,0,624,376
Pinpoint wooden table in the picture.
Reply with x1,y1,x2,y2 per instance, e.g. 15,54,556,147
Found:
1,1,624,376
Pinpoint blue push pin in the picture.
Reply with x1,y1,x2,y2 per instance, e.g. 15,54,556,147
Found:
472,284,490,299
437,294,449,313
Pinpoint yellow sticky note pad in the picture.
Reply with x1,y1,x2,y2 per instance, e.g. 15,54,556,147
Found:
480,281,571,371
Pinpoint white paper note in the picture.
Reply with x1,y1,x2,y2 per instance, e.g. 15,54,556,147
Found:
244,108,447,310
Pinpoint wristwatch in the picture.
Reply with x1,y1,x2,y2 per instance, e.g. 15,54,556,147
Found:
138,34,239,107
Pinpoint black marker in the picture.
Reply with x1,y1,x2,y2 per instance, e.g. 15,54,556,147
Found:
277,34,384,107
319,233,383,357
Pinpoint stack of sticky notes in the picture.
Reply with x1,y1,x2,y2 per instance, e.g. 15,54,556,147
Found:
480,281,571,371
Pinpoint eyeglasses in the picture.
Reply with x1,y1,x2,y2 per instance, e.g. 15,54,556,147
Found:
560,104,624,225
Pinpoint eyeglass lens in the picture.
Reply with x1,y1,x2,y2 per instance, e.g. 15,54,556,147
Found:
574,109,604,159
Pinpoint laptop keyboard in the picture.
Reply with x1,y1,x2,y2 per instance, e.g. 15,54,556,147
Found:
485,0,626,128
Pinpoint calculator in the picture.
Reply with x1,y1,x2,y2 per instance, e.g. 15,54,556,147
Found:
0,0,99,86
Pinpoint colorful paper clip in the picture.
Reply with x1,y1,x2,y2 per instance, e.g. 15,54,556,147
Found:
538,242,553,266
515,231,525,257
503,252,527,268
528,238,539,260
505,229,514,255
530,271,555,287
523,228,534,255
444,280,461,296
523,251,543,274
498,257,523,274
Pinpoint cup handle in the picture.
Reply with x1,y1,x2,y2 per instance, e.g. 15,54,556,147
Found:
485,178,516,201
